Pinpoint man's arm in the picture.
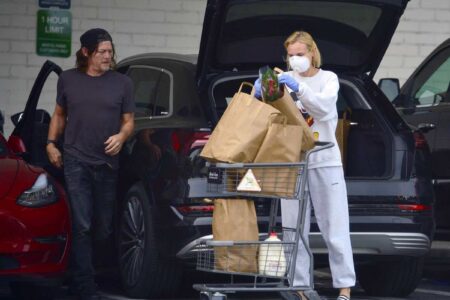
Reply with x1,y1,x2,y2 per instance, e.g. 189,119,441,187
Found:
137,128,162,161
46,104,66,168
105,112,134,156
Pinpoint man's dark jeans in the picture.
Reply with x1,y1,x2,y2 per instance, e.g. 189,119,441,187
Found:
64,153,118,295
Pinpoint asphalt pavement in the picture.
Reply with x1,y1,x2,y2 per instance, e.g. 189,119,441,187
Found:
1,241,449,300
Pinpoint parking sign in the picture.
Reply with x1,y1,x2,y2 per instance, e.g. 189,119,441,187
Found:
36,9,72,58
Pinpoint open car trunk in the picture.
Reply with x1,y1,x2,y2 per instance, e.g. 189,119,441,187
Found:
207,74,393,179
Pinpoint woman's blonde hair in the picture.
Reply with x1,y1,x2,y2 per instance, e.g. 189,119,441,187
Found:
284,31,321,68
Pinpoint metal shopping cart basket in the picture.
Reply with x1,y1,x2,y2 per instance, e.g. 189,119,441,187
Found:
189,142,333,300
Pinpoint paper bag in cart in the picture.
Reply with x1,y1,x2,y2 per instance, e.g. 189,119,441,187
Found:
213,199,259,273
200,82,280,163
336,110,351,169
267,88,315,152
251,114,303,198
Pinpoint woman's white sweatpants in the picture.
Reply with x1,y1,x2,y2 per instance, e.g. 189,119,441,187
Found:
281,166,356,288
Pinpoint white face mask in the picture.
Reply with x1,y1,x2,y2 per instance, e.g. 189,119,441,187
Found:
289,55,311,73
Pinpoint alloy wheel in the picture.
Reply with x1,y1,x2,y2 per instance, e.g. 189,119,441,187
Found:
119,196,146,287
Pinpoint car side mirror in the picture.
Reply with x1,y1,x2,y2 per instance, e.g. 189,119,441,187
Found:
11,110,50,126
378,78,400,102
11,112,24,126
433,93,443,105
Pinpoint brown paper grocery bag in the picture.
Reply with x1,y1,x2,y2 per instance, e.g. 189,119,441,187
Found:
335,110,351,168
252,114,303,198
200,82,280,163
213,199,259,273
268,88,315,152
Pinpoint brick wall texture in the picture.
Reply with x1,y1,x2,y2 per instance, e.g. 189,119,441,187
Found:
0,0,449,136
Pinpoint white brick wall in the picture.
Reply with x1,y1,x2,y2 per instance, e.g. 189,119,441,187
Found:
0,0,207,136
0,0,449,137
374,0,450,83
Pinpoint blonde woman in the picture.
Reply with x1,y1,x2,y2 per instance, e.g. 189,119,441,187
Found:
256,31,355,300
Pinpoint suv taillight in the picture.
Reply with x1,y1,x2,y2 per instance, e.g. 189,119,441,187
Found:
171,130,209,155
413,131,428,149
176,205,214,215
397,204,432,211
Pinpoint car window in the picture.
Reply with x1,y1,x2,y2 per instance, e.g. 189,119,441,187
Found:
127,66,171,118
153,72,170,117
413,48,450,107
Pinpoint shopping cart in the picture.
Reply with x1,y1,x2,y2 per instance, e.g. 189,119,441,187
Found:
189,141,334,300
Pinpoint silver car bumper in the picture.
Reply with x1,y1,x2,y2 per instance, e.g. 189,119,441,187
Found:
176,232,430,259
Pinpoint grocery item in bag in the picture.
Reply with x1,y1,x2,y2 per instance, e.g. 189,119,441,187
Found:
260,66,283,102
259,232,287,277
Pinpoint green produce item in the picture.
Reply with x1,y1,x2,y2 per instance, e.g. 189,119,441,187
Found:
259,66,283,102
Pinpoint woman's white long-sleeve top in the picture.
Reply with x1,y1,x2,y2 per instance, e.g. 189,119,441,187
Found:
286,69,342,169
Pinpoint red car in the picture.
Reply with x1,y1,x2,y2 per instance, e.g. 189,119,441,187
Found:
0,62,71,300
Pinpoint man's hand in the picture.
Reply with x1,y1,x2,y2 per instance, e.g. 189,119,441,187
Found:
46,144,63,168
104,133,125,156
149,144,162,161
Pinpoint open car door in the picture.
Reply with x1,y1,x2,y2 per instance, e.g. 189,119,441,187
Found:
8,60,62,177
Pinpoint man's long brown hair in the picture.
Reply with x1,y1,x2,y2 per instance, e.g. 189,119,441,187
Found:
75,42,117,72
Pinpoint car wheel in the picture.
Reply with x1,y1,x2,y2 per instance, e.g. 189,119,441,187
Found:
118,182,182,298
9,282,56,300
357,256,424,297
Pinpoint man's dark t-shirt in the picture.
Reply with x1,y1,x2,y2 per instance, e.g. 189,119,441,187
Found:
56,68,134,169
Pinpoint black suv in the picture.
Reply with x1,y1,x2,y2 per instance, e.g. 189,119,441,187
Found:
379,38,450,240
10,0,434,298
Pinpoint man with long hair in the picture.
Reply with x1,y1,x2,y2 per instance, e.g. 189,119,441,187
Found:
46,28,135,300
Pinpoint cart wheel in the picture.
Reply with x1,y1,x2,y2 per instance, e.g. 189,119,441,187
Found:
304,289,321,300
199,291,227,300
213,292,227,300
199,291,210,300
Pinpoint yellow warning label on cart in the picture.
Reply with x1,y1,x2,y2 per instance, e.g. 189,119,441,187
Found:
237,169,261,192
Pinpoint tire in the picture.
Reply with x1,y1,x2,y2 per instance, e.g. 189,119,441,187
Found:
9,282,56,300
357,256,424,297
118,182,182,298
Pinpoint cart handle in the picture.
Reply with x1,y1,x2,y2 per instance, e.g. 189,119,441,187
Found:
201,240,295,247
305,141,334,161
204,141,334,169
204,240,235,247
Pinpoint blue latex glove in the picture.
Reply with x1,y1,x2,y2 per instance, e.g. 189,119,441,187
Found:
278,73,299,92
253,78,262,98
